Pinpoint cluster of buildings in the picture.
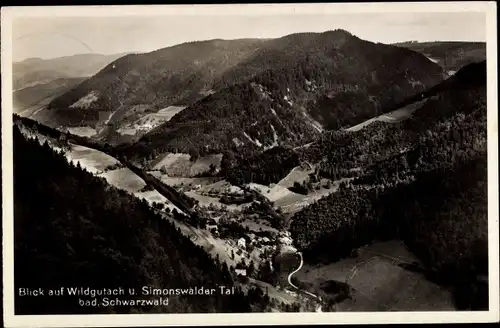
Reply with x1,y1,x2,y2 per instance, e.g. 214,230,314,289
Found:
236,233,273,250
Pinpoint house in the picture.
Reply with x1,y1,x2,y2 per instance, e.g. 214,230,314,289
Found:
247,233,256,241
261,237,271,244
207,224,218,234
279,236,293,246
235,269,247,276
237,237,246,249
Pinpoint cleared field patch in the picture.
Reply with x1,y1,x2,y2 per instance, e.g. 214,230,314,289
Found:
346,99,427,132
67,126,98,137
200,179,244,195
294,241,455,311
247,183,299,204
275,180,339,214
185,191,243,212
190,154,223,176
153,174,220,187
241,218,280,235
65,144,119,174
98,167,147,193
117,106,187,136
133,189,183,213
152,153,191,173
152,152,222,177
157,105,187,118
277,165,315,189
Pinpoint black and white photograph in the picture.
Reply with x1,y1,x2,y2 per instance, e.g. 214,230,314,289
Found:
2,2,499,327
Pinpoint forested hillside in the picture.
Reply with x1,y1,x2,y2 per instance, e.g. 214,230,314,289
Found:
394,41,486,72
289,60,488,310
44,39,267,127
14,126,256,314
219,61,486,186
122,30,443,160
45,30,442,156
13,77,86,114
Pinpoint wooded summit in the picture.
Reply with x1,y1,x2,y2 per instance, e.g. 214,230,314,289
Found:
12,21,489,315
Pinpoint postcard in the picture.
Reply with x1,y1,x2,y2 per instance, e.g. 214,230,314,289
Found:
2,2,498,327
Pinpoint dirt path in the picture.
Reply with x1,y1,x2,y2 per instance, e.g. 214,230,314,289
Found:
287,252,323,311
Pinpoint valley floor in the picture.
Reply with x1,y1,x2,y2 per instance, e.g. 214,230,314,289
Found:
18,127,457,312
295,241,455,311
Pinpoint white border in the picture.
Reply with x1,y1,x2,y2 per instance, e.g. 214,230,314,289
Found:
2,2,499,327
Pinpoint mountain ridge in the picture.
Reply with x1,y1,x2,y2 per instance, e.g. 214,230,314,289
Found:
120,31,443,161
44,30,443,143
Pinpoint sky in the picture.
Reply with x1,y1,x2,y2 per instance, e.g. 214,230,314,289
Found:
12,11,486,62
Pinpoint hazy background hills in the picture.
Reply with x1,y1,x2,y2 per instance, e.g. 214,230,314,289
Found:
394,41,486,73
12,53,129,115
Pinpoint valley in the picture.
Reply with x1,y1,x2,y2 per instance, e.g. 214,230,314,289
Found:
15,100,469,311
11,27,489,315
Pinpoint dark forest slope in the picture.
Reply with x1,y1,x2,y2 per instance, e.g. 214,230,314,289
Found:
13,126,255,314
121,30,443,159
44,38,268,128
221,61,486,187
289,61,488,310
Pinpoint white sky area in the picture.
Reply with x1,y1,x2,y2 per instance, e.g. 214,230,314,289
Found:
12,12,486,62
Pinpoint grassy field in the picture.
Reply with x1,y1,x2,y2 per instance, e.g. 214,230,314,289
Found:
98,167,147,193
68,126,98,137
133,189,183,213
117,106,187,136
241,218,279,234
346,99,428,132
184,191,244,211
151,152,222,177
152,174,220,188
198,179,244,195
247,183,299,204
274,252,301,288
277,165,315,189
65,144,119,174
294,241,455,311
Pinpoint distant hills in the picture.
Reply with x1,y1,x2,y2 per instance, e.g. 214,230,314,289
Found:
13,77,86,115
43,30,445,160
13,53,128,115
13,53,129,90
394,41,486,73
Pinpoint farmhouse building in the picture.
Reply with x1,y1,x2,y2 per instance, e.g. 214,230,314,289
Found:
279,236,293,245
237,237,246,248
235,269,247,276
261,237,271,244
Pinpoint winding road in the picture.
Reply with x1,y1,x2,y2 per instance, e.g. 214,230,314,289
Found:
287,252,323,312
